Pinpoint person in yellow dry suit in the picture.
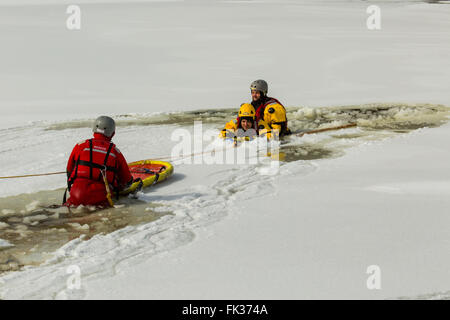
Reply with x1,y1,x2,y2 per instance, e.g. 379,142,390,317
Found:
221,103,272,141
250,79,291,138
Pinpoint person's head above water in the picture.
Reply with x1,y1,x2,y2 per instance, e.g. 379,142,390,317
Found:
250,79,268,102
93,116,116,138
240,117,254,131
238,103,256,131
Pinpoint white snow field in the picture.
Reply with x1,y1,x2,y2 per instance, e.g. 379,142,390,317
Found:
0,0,449,299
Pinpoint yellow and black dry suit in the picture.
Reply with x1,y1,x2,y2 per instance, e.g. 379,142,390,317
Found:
252,96,291,137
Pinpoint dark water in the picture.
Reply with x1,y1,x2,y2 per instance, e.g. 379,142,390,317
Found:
0,189,170,273
46,103,450,132
278,103,450,161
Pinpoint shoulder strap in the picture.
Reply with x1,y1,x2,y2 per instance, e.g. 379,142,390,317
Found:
97,142,115,181
67,153,81,191
89,139,93,179
256,97,272,121
104,142,114,164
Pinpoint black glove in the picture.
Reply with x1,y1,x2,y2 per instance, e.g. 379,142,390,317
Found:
128,178,143,196
134,178,143,190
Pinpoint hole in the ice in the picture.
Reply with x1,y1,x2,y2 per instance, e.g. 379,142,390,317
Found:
0,189,171,274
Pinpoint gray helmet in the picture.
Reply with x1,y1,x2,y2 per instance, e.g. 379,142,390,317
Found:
250,79,268,95
93,116,115,137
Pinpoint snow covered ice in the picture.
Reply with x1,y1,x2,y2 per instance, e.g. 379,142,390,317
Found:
0,0,449,300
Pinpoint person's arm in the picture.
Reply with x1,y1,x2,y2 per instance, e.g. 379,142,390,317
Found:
115,147,133,189
264,103,287,134
66,144,80,179
221,120,238,138
257,120,272,140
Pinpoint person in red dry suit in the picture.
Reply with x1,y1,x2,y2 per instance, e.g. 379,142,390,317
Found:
64,116,133,207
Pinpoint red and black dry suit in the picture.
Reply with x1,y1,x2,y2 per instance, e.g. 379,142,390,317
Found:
65,133,133,207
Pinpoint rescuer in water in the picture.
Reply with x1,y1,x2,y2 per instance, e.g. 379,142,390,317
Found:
249,79,291,138
64,116,134,207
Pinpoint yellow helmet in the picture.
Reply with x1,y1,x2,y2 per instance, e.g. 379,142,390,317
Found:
238,103,256,119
